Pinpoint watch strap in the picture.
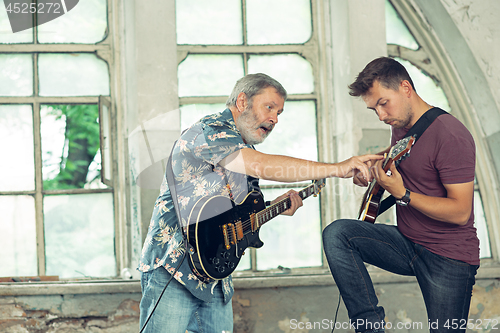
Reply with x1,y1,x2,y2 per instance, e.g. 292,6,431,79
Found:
396,188,411,206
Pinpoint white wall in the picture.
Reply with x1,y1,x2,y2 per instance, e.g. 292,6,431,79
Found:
441,0,500,112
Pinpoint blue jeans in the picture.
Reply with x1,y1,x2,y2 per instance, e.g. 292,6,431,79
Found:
139,267,233,333
322,219,478,333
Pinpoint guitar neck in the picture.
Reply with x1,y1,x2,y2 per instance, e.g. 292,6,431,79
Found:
365,155,393,194
256,184,317,228
382,154,393,172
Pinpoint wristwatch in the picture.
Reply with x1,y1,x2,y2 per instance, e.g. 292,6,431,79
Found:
396,188,411,206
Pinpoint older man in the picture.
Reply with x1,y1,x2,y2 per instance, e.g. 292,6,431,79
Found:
139,73,380,333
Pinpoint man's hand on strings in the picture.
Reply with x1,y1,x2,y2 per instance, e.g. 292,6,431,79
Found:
272,190,303,216
337,154,384,185
353,171,368,187
371,161,406,199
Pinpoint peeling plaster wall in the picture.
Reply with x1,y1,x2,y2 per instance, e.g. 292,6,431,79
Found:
440,0,500,113
233,281,500,333
233,283,428,333
436,0,500,195
1,282,499,332
0,293,141,333
470,280,500,326
411,0,500,190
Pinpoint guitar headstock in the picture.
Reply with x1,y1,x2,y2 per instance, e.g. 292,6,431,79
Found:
312,179,326,197
388,135,415,164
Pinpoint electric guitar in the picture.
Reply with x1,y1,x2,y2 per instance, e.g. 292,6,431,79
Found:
184,179,325,283
357,136,415,223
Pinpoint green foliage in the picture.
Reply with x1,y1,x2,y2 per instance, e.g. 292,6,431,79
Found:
43,104,100,190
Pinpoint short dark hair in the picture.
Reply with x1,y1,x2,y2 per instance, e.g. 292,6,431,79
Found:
226,73,287,108
348,57,415,97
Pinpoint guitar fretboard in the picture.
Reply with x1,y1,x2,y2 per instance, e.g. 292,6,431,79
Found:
221,180,324,247
255,184,316,228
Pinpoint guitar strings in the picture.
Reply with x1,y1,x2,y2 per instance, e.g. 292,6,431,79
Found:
225,196,295,243
224,182,324,243
225,200,290,243
225,187,312,244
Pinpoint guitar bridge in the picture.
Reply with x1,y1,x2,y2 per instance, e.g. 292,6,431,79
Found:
222,220,244,249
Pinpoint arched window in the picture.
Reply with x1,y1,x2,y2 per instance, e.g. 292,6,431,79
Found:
175,0,325,272
386,0,491,259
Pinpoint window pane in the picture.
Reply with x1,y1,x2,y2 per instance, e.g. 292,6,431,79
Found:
176,0,242,45
44,193,115,278
235,249,250,271
38,53,110,96
474,191,491,258
0,54,33,96
178,54,244,97
257,101,317,185
180,103,227,131
0,105,34,191
248,54,314,94
246,0,312,45
0,195,37,277
0,7,33,43
385,0,419,50
38,0,107,44
257,186,322,270
41,104,106,190
395,58,451,111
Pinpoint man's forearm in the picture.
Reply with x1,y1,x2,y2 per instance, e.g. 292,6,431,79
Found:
407,193,471,225
249,154,338,182
221,148,342,182
388,181,474,226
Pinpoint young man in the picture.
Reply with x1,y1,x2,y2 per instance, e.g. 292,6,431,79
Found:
322,57,479,333
138,73,381,333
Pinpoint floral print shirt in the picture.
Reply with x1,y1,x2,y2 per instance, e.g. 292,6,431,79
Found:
138,108,258,303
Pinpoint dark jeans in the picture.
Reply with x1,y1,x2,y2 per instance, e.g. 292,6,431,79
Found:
322,219,478,333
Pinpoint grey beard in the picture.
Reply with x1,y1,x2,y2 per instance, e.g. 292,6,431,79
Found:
236,108,269,145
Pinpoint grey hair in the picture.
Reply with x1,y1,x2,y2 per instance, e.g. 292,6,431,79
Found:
226,73,287,108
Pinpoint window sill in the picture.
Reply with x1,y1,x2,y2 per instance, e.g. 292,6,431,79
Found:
233,261,500,289
0,279,141,296
1,262,498,296
232,267,419,289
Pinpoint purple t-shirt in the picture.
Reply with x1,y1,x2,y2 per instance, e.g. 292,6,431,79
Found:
391,110,479,265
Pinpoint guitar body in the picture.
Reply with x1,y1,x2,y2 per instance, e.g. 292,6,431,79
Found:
186,191,265,282
184,179,325,282
358,183,386,223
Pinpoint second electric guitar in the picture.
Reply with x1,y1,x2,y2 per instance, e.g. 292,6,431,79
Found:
358,136,415,223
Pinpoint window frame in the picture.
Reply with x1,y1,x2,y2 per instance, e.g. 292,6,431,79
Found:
387,0,500,269
176,0,336,275
0,1,119,278
99,95,114,187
